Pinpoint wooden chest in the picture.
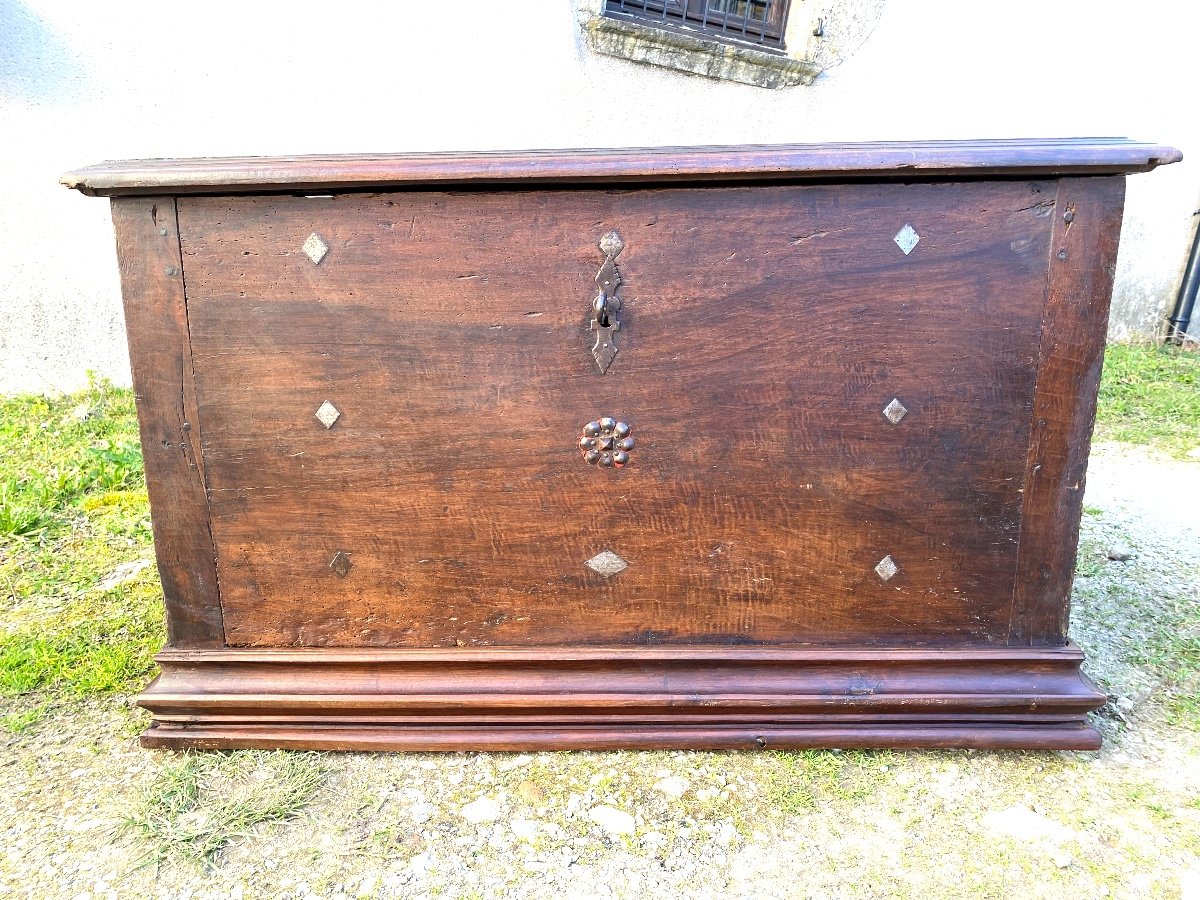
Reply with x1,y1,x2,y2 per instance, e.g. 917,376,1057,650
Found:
63,139,1180,751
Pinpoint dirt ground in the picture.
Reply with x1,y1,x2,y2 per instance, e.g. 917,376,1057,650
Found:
2,441,1198,900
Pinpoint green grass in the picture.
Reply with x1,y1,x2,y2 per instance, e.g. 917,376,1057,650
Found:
1143,630,1200,731
1095,344,1200,457
1090,344,1200,725
122,751,329,867
1082,570,1200,731
0,377,162,731
0,381,143,537
764,750,895,813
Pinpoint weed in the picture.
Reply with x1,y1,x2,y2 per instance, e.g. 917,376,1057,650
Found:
763,750,893,814
1095,344,1200,457
0,379,160,729
1075,536,1105,578
122,751,329,866
0,698,52,733
1167,688,1200,730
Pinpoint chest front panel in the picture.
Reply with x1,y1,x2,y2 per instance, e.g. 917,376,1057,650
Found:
178,180,1054,648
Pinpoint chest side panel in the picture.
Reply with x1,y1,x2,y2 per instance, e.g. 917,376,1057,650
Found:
178,180,1054,647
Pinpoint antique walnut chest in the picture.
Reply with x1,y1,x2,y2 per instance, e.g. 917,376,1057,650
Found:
63,139,1181,751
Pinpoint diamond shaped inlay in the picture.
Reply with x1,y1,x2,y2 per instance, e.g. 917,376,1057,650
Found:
883,398,908,425
315,400,341,429
329,551,351,578
893,224,920,255
302,232,329,265
875,555,898,581
599,230,624,258
585,550,628,578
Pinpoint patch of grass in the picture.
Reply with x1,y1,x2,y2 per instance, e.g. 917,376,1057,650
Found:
1167,689,1200,730
123,751,329,867
0,698,52,733
0,378,163,730
1108,575,1200,729
1159,633,1200,731
1075,535,1105,578
764,750,894,813
1095,344,1200,457
0,378,142,536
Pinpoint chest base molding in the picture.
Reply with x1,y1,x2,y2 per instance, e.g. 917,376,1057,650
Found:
138,644,1104,751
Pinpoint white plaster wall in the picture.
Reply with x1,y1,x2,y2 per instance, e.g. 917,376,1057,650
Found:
0,0,1194,393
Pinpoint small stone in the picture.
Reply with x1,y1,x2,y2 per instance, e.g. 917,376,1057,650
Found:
653,776,689,800
1052,849,1074,868
588,805,636,836
517,780,545,804
1106,545,1135,562
1179,869,1200,900
94,559,153,593
408,801,435,824
459,796,501,824
982,806,1073,844
408,850,434,876
510,818,539,840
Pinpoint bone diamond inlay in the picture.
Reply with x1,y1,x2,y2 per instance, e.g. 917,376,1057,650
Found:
875,555,899,581
329,551,352,578
893,224,920,255
302,232,330,265
315,400,341,429
883,398,908,424
585,550,628,577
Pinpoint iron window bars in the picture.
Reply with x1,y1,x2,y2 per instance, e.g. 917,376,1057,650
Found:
603,0,793,51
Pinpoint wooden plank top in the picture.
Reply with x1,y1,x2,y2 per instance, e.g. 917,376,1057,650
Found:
61,138,1181,196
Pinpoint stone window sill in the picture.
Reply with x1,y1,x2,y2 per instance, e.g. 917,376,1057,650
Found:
583,13,820,89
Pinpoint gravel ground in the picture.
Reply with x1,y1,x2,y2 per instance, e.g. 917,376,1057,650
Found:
2,442,1198,900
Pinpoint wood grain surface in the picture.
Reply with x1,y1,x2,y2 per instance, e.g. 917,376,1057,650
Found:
139,723,1103,752
111,198,223,647
1010,176,1127,644
61,138,1181,197
87,143,1160,750
177,180,1058,648
137,643,1105,751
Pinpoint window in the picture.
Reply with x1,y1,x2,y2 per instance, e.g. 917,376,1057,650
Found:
603,0,793,51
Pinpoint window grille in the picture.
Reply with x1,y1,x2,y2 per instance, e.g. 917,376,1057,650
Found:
603,0,792,51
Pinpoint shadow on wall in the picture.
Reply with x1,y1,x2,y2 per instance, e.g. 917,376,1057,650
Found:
0,0,87,101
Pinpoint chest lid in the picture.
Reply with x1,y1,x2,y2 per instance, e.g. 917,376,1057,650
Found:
61,138,1180,197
